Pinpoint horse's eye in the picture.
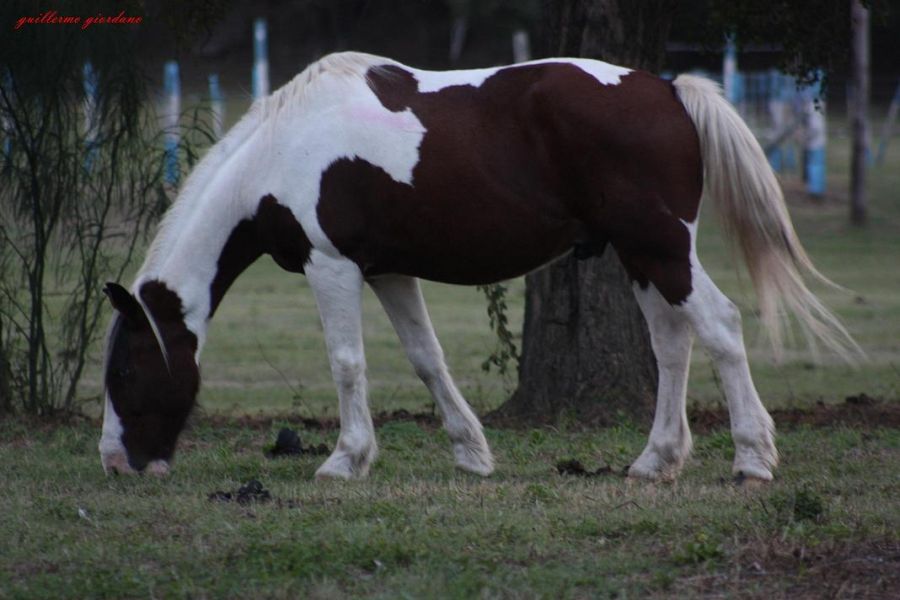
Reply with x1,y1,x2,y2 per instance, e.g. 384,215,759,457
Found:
116,366,134,378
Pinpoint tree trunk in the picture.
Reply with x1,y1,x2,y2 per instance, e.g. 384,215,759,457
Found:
849,0,869,225
493,0,676,425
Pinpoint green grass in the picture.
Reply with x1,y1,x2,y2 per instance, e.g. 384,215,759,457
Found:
2,420,898,598
4,118,900,598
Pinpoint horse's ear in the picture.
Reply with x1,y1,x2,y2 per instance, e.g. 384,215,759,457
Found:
103,282,144,326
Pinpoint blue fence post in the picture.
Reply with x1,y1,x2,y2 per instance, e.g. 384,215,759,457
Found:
767,70,785,171
83,61,99,171
723,35,739,105
804,72,826,197
163,60,180,185
208,74,224,139
252,18,269,99
1,70,11,163
783,73,798,172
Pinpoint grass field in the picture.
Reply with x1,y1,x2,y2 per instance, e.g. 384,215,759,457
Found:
2,121,899,598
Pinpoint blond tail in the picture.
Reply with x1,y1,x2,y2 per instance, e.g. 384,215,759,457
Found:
672,74,861,362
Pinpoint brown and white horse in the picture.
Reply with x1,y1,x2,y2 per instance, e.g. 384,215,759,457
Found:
100,52,855,481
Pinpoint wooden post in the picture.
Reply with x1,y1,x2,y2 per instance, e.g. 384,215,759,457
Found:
850,0,869,225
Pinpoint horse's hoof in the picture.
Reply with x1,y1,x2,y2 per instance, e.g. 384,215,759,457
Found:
733,470,772,488
314,452,372,481
145,460,170,477
314,467,353,481
453,443,494,476
626,458,680,483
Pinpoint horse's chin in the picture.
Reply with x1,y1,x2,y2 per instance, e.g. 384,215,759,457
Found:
101,452,170,477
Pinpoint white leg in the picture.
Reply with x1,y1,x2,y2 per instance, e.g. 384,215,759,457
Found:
680,267,777,481
369,275,494,476
305,251,376,480
628,283,694,481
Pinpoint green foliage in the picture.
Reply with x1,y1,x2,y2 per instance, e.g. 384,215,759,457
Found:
0,0,222,416
0,0,163,415
672,531,724,565
475,283,519,376
770,487,827,524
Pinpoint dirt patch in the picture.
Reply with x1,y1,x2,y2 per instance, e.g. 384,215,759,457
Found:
556,459,624,478
689,395,900,434
667,539,900,599
200,408,441,432
177,395,899,435
208,479,272,505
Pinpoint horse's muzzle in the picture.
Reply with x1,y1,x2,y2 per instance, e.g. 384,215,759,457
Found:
101,452,170,477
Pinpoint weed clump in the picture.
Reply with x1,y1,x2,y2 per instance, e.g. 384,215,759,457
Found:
673,532,724,565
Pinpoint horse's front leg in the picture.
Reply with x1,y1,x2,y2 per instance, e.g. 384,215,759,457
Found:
369,275,494,476
305,251,376,479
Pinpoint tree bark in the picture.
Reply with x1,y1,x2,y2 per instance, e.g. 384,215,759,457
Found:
849,0,869,225
493,0,676,425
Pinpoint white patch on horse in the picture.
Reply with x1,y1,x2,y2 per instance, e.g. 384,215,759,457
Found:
411,57,631,94
98,393,130,473
413,66,501,93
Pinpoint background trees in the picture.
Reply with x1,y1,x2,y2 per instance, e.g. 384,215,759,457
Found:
0,0,216,415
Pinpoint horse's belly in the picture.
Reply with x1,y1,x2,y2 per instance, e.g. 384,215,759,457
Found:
315,156,581,285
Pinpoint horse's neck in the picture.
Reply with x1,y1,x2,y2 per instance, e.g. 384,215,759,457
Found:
138,172,262,352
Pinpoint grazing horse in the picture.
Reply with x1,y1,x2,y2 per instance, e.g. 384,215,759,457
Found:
100,52,855,481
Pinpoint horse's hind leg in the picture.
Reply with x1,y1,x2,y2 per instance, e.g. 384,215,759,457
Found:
305,251,377,479
679,263,777,481
627,282,694,481
613,215,775,482
369,275,494,476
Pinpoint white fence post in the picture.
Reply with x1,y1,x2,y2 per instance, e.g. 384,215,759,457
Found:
208,74,224,140
163,60,180,185
449,16,468,64
252,18,269,99
512,30,531,63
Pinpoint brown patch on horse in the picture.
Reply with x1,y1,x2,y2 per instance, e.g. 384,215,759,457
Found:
210,194,313,316
316,62,701,300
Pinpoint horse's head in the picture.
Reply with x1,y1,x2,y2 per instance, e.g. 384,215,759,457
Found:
99,281,199,475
